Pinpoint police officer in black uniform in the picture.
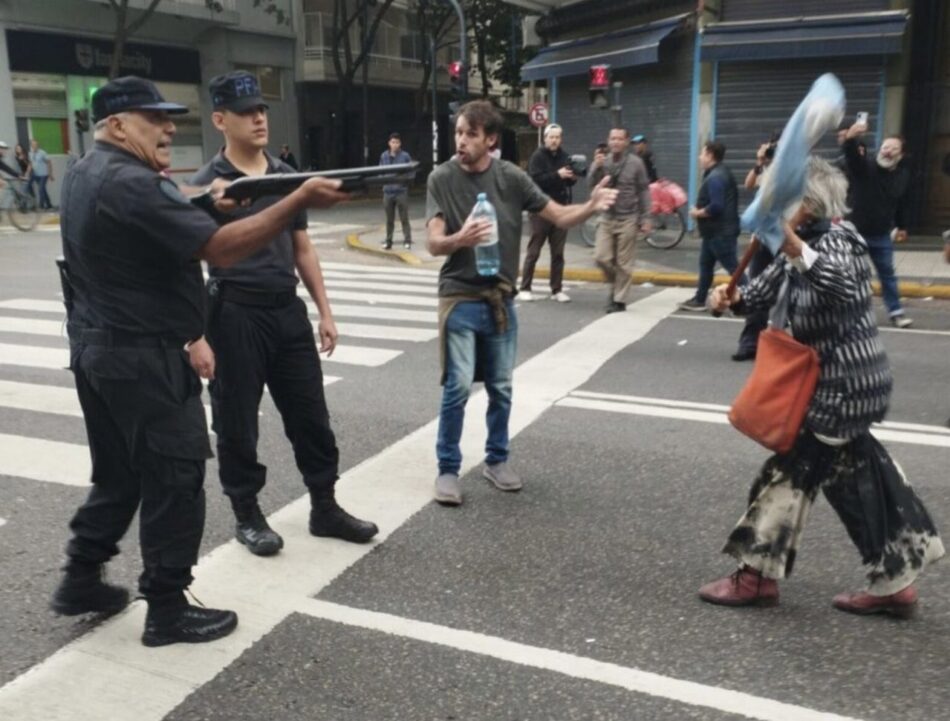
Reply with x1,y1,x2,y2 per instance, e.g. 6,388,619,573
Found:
50,76,349,646
191,71,377,556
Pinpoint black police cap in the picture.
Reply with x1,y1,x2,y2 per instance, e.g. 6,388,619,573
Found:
91,76,188,122
209,71,269,113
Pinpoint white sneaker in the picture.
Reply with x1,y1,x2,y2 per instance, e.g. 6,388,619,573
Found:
890,315,913,329
519,290,535,302
552,291,571,303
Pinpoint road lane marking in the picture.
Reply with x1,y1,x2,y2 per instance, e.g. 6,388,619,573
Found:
321,260,441,277
306,278,439,302
0,433,90,486
0,316,65,337
333,323,437,342
306,302,437,324
0,289,686,721
0,299,63,314
0,380,82,417
313,289,437,308
0,518,5,528
297,599,864,721
0,342,67,370
321,344,401,367
559,391,950,447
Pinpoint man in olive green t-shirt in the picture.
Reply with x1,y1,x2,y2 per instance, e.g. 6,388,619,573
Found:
425,100,617,506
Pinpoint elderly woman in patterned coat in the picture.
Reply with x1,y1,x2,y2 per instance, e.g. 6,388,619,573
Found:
700,156,944,617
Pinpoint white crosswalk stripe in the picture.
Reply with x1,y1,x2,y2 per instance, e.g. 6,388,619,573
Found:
0,264,440,486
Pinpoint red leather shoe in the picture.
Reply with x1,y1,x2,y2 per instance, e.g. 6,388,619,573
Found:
832,586,918,618
698,567,779,607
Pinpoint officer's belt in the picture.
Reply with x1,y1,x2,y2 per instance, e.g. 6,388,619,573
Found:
76,327,188,349
216,283,296,308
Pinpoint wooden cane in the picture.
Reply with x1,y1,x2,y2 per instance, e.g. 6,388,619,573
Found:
710,235,760,318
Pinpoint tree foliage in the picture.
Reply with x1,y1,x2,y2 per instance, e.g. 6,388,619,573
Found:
463,0,534,99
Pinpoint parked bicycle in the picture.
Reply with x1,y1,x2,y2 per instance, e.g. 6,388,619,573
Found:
1,178,40,231
581,178,687,249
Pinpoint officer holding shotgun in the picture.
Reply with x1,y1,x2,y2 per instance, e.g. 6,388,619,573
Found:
51,76,349,647
191,71,378,557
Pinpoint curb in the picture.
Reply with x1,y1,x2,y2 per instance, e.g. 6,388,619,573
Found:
345,229,950,300
538,268,950,300
346,233,423,265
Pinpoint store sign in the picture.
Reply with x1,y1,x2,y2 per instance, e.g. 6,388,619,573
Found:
6,30,201,84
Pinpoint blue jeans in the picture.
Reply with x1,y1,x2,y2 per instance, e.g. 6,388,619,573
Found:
31,174,52,209
436,299,518,476
694,234,740,304
864,233,903,316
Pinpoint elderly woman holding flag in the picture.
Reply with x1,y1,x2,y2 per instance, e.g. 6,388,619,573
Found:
699,155,944,617
698,74,943,617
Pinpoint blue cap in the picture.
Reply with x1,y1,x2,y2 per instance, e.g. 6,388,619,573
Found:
208,71,269,113
91,76,189,122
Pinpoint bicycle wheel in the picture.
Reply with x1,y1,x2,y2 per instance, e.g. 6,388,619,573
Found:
8,189,39,231
645,206,686,249
581,213,599,247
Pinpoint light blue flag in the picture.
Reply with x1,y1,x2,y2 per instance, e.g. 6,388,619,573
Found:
740,73,846,254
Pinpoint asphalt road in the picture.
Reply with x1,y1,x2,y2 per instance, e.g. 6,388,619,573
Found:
0,222,948,721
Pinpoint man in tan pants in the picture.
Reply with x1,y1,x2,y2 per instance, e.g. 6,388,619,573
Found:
589,128,652,313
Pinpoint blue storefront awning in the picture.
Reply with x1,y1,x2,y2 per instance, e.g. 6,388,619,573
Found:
521,13,688,82
700,11,909,62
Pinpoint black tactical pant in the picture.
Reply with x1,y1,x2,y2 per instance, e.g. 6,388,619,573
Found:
206,292,339,503
67,339,212,598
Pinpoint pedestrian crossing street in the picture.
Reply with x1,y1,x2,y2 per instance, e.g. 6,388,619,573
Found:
0,261,442,488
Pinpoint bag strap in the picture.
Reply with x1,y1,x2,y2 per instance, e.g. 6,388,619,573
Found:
769,276,792,330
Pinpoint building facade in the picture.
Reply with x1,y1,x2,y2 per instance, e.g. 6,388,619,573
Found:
520,0,947,232
0,0,299,199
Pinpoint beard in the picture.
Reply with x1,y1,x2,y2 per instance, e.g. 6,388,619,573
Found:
876,151,900,170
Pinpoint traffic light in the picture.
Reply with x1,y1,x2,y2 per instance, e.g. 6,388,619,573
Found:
448,60,464,99
589,64,611,109
74,108,90,132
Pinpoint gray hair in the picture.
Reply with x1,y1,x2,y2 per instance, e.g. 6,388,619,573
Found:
801,155,850,219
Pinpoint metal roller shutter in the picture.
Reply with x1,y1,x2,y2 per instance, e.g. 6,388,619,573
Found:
714,58,884,210
722,0,888,22
554,34,695,201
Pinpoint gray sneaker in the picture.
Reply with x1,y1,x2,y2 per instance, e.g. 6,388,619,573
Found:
483,462,523,492
434,473,462,506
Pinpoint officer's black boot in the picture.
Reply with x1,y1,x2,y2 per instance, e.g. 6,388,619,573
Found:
50,560,130,616
309,489,378,544
142,592,238,648
232,497,284,556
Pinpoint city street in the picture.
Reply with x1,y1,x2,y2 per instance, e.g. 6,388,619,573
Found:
0,219,949,721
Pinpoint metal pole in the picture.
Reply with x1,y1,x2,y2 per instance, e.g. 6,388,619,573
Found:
431,37,439,166
361,2,370,165
611,81,623,127
442,0,467,96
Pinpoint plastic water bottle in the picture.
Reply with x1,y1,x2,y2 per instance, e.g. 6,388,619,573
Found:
472,192,500,276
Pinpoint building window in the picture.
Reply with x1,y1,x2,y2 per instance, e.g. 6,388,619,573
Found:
234,64,283,100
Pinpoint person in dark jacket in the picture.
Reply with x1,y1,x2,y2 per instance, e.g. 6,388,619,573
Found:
520,123,576,302
701,157,943,616
278,144,298,170
842,122,912,328
679,140,740,311
632,134,658,183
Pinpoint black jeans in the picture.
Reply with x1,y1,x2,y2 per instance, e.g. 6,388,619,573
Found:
693,234,740,304
67,342,212,597
521,213,568,293
207,294,339,503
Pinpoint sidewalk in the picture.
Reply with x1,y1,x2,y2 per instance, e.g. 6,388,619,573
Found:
347,216,950,299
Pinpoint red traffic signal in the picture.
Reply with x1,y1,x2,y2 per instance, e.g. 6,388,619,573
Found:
589,64,610,89
448,60,463,79
589,64,611,109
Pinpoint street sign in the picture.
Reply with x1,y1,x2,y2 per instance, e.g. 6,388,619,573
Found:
528,102,549,128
